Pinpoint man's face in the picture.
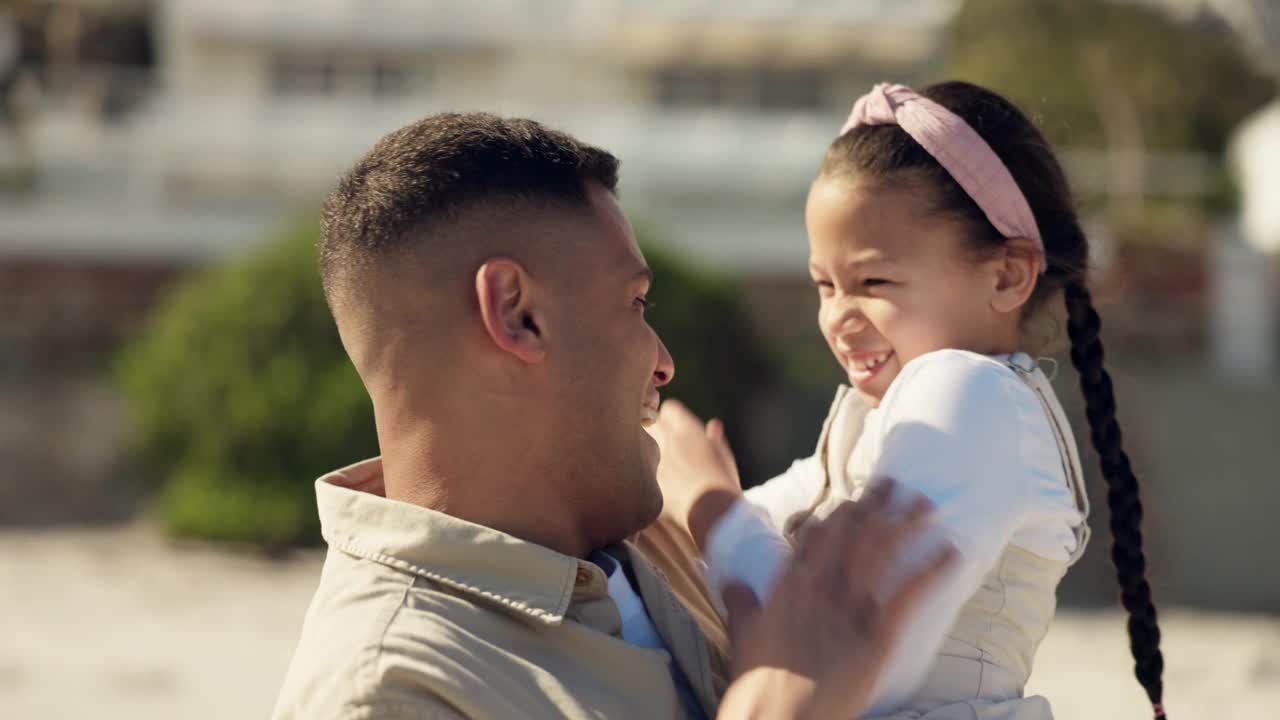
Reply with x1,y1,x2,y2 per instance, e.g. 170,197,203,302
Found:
547,184,675,540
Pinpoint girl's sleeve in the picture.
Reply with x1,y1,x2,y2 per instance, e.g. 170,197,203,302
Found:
861,352,1036,715
700,454,823,606
743,453,824,531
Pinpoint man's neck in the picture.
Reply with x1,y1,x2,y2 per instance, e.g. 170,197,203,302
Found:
377,420,595,558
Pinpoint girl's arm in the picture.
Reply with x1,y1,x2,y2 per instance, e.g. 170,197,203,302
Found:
700,455,825,604
651,401,821,606
743,454,824,531
857,352,1038,714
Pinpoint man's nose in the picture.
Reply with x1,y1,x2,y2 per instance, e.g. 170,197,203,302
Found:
653,335,675,387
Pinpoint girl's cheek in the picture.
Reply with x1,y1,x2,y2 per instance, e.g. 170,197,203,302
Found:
861,302,892,335
817,301,835,338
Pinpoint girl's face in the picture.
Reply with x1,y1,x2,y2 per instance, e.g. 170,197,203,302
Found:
806,175,1018,407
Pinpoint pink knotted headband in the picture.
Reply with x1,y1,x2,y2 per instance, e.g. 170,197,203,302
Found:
840,83,1046,274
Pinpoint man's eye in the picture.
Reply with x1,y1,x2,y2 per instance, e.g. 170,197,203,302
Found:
635,297,653,311
812,279,834,290
863,278,892,287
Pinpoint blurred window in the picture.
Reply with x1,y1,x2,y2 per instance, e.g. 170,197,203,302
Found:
759,68,824,111
656,66,723,107
270,56,336,96
655,66,827,111
271,55,415,98
371,61,410,97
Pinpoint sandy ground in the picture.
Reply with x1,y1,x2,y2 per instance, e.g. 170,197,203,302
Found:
3,524,1277,719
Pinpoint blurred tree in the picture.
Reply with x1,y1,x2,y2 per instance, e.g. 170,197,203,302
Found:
116,216,776,546
116,216,379,547
943,0,1274,211
636,224,779,482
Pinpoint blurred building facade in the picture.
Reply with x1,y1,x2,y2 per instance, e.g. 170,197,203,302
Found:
1,0,1277,611
0,0,957,366
0,0,954,515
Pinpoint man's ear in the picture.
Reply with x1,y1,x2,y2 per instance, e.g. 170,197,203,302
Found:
475,258,547,364
989,238,1040,315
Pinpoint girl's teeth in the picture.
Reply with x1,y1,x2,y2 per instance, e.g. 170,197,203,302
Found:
856,352,891,372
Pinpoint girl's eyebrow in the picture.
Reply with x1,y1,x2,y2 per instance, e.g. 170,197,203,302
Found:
810,254,897,276
842,254,897,272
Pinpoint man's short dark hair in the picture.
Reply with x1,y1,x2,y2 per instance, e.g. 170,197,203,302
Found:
319,112,619,309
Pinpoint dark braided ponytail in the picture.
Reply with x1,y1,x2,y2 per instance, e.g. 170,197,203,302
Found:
820,80,1167,718
1064,281,1166,718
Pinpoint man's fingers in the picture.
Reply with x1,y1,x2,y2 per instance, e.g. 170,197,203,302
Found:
880,543,957,638
861,477,900,514
823,497,883,563
855,493,935,581
723,582,760,621
722,581,762,660
792,513,849,585
801,485,937,604
882,495,935,551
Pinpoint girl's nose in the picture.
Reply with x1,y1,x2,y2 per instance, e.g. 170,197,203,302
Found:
826,303,868,341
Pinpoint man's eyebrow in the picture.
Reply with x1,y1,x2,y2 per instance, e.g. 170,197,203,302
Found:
633,267,655,284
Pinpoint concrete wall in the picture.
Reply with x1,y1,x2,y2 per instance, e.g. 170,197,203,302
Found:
1056,362,1280,613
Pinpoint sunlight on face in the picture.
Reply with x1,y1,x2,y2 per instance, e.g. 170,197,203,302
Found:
550,183,673,536
805,176,1009,406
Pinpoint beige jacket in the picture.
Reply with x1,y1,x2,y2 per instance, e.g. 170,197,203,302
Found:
271,459,728,720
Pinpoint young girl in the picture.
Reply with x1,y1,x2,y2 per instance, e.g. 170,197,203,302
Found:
650,81,1167,719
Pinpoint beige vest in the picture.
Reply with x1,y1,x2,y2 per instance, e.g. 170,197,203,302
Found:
788,357,1091,720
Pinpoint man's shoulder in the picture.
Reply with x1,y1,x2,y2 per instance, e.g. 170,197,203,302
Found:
272,550,483,719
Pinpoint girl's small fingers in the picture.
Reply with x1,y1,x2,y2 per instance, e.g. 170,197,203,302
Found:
707,419,741,476
659,399,702,426
706,418,724,440
708,419,734,457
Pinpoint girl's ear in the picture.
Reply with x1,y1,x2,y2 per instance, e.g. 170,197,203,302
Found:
989,238,1040,315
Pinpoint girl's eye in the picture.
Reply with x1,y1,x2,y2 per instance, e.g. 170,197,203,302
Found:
635,296,653,312
812,279,835,291
863,278,893,287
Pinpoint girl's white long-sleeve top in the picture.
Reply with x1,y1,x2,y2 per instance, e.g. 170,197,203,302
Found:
703,349,1089,716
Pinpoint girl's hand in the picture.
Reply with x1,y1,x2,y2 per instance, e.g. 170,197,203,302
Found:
649,399,743,550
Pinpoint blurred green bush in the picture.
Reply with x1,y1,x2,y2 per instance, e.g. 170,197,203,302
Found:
115,216,378,546
637,225,779,475
116,215,776,546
